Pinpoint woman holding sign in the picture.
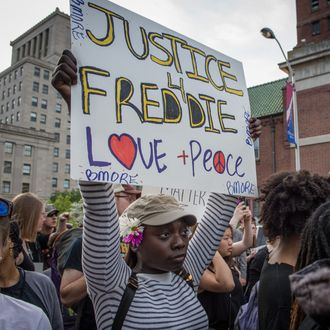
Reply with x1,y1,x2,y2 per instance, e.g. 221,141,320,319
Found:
52,49,261,330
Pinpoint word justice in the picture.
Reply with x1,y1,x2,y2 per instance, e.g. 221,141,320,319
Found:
85,2,244,97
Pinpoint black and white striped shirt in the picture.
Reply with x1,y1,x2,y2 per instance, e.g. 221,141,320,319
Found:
80,182,236,329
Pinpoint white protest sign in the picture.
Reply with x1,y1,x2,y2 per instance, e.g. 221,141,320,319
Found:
142,186,210,222
70,0,258,196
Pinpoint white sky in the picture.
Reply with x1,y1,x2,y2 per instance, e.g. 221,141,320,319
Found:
0,0,296,87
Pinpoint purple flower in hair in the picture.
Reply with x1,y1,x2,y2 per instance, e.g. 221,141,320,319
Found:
119,215,144,247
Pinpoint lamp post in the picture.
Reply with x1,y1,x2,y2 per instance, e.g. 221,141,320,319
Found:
260,27,301,171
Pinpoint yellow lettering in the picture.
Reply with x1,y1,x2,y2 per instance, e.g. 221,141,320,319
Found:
205,55,224,91
217,100,237,133
79,66,110,115
86,3,123,46
162,89,182,123
182,44,208,83
149,32,173,67
163,34,187,73
141,83,161,123
218,60,244,96
115,77,144,123
199,94,220,134
124,20,149,60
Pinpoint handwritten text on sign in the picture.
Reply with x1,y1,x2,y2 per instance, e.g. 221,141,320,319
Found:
70,0,257,196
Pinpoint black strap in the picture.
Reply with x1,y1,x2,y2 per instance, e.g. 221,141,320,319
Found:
112,269,193,329
112,272,138,330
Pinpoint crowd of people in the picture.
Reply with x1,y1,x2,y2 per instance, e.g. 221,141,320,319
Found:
0,48,329,330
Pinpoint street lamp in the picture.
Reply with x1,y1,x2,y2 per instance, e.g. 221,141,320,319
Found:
260,27,301,171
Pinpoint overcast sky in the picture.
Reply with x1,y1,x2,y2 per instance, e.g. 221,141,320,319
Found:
0,0,296,87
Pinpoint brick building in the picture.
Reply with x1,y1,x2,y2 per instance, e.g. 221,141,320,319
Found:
253,0,330,198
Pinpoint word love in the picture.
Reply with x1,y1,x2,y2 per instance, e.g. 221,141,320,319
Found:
86,126,167,173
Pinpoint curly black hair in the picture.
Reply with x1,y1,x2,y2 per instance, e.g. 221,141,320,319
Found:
260,170,330,240
290,201,330,330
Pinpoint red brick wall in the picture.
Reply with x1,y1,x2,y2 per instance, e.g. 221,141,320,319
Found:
297,84,330,138
296,0,330,46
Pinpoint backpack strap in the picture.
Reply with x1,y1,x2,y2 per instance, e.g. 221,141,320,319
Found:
112,272,138,330
176,268,194,289
112,268,193,329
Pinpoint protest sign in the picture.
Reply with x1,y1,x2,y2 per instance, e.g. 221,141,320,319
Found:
70,0,258,196
142,186,209,222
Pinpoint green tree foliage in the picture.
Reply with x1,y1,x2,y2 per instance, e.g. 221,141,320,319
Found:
48,189,83,228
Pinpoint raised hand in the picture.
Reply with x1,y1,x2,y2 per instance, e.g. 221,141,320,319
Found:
51,49,77,111
249,117,262,141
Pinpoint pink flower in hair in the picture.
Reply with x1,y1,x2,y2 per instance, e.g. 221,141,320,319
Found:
119,215,144,247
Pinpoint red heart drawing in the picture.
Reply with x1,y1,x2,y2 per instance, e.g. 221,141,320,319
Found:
108,134,137,170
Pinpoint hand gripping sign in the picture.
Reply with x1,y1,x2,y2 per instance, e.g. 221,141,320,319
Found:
70,0,258,197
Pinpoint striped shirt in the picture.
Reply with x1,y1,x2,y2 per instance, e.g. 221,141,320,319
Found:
80,182,236,329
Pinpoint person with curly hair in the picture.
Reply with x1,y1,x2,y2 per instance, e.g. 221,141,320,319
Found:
258,171,330,330
290,201,330,330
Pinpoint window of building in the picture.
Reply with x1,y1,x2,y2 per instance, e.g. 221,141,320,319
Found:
14,70,18,79
19,81,22,91
8,74,12,83
55,103,62,113
54,133,60,142
44,70,50,80
2,181,11,193
56,92,62,99
55,118,61,128
17,96,21,106
311,0,319,10
63,179,70,189
30,112,37,122
5,117,8,124
40,113,47,124
64,164,70,174
312,20,321,35
65,149,70,159
7,88,10,97
13,85,16,94
22,183,30,193
53,162,59,173
34,66,40,77
4,161,12,174
66,135,71,144
53,147,59,157
31,96,38,107
10,114,14,124
32,81,39,92
22,164,31,175
20,66,24,76
11,99,15,109
42,84,49,94
41,99,48,109
0,105,4,114
52,178,58,188
4,142,14,154
2,91,5,100
3,77,6,86
254,138,260,161
24,145,32,156
16,112,20,122
6,102,9,112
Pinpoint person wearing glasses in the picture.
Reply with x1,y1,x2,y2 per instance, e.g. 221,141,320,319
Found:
0,197,64,330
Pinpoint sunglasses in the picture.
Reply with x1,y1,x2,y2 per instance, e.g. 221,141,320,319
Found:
0,198,13,218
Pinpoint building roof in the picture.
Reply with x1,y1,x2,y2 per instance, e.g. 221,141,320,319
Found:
248,78,287,118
